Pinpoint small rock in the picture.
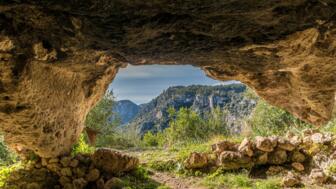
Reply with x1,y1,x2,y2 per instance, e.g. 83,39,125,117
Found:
291,151,306,163
311,133,324,144
269,136,278,148
277,138,295,151
0,37,15,52
46,163,61,174
268,149,287,164
266,166,286,176
49,158,59,164
256,152,268,165
291,162,304,172
238,138,254,157
96,178,105,189
59,176,71,186
289,136,302,146
70,159,79,168
86,168,100,182
255,136,274,152
60,157,72,167
61,167,72,177
282,171,301,187
309,169,328,184
73,167,87,178
73,178,88,189
27,182,41,189
104,177,124,189
184,152,208,169
41,158,48,166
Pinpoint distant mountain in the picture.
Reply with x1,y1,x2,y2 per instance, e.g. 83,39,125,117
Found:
119,84,256,136
113,100,139,124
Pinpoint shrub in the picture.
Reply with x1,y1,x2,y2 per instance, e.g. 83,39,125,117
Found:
142,132,159,147
248,100,312,136
71,134,95,156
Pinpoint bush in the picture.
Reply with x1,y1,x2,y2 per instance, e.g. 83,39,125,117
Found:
71,134,95,156
0,135,17,166
248,100,312,136
142,132,159,147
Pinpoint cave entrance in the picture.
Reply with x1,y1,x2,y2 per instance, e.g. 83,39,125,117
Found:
83,64,257,150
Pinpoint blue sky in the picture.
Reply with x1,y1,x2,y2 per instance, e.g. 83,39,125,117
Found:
109,65,239,104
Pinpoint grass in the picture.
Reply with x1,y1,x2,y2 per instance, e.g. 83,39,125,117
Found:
202,170,281,189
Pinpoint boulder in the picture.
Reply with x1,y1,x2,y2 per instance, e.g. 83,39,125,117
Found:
282,172,302,187
268,149,287,165
309,169,328,184
218,151,253,170
92,148,139,174
255,136,274,152
184,152,209,169
238,138,254,157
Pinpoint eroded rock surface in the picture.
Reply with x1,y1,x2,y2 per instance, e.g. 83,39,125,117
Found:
0,1,336,157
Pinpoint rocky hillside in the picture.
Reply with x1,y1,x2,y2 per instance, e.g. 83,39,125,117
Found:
113,100,139,125
119,84,256,136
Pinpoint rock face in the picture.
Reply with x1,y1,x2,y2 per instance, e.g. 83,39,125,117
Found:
112,100,139,125
126,84,255,136
0,1,336,157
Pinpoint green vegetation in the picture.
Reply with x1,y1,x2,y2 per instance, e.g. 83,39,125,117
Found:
202,169,281,189
71,134,95,156
142,107,230,147
0,135,17,166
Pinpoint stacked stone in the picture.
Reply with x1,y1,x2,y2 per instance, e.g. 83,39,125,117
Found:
185,135,309,171
184,130,336,187
26,148,139,189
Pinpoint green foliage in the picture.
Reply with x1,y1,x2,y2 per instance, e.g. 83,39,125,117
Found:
248,100,312,136
71,134,94,156
0,163,22,188
143,132,160,147
142,107,230,147
0,135,17,166
85,91,121,147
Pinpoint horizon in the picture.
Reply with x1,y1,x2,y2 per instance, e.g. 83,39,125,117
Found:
108,65,239,104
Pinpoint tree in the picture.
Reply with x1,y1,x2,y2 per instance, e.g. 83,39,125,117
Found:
84,91,120,147
248,100,312,136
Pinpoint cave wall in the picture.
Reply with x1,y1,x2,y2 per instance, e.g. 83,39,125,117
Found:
0,0,335,157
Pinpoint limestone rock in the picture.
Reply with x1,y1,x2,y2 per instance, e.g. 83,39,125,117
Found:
309,169,328,184
211,140,237,154
70,159,79,168
61,168,72,177
60,157,72,167
277,138,295,151
0,37,14,52
291,151,306,163
255,137,274,152
266,166,286,176
85,169,100,182
238,138,254,157
255,152,268,165
73,178,88,189
218,151,253,170
104,177,124,189
27,182,41,189
282,172,301,187
292,162,305,172
0,1,336,157
268,149,287,165
92,148,139,174
184,152,209,169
